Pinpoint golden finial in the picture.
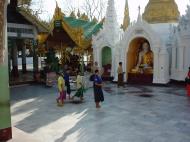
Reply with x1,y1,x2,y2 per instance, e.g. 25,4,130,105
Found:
100,17,105,24
53,0,65,20
77,9,81,18
70,11,76,18
122,0,130,30
55,0,58,8
92,17,98,23
80,13,89,21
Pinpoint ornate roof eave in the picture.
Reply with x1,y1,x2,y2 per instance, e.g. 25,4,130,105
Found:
48,18,91,50
61,20,91,49
18,7,50,33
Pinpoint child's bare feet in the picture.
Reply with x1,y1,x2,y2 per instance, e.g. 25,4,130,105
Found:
57,101,64,107
71,96,74,100
56,99,59,104
80,97,84,101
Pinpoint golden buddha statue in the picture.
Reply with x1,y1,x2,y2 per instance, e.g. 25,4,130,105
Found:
132,42,153,74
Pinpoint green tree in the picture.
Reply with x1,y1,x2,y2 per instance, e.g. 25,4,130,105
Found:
45,48,59,72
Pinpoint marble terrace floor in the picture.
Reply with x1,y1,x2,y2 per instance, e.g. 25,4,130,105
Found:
10,83,190,142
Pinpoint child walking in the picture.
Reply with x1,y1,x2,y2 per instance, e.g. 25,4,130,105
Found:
64,69,71,100
57,72,66,106
93,70,104,108
71,71,84,101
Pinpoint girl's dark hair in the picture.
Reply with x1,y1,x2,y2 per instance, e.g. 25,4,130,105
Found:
77,71,81,74
56,72,61,75
95,70,99,73
119,62,122,65
189,67,190,70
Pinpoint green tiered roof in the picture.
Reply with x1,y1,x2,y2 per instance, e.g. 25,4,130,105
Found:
64,17,102,40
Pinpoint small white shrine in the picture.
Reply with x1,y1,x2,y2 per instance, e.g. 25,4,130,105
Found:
170,5,190,81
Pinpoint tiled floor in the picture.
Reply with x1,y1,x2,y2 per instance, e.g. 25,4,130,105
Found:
10,83,190,142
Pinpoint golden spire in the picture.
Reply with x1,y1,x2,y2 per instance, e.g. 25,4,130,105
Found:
77,9,81,18
92,17,98,23
53,0,65,21
100,17,105,24
56,0,58,8
80,13,89,21
122,0,130,30
143,0,180,23
70,11,76,18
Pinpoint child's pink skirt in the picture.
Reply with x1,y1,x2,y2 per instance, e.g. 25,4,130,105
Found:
57,91,66,101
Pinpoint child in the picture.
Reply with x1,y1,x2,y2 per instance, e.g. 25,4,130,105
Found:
93,70,104,108
57,72,66,106
64,69,71,100
117,62,124,87
71,71,84,101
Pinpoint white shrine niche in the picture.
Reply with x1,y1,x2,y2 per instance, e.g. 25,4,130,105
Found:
170,4,190,81
119,16,170,84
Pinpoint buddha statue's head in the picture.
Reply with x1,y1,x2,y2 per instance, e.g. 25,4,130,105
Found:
95,61,98,66
142,42,150,53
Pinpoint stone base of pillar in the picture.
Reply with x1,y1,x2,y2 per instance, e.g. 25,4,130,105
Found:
11,66,19,77
22,64,27,74
128,73,153,84
0,127,12,141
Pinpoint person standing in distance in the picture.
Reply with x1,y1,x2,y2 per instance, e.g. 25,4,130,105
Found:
117,62,124,87
93,70,104,108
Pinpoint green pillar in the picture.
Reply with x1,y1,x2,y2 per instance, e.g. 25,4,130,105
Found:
0,0,12,141
22,40,27,73
33,40,39,74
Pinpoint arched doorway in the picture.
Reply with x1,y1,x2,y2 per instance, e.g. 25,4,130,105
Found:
127,37,154,84
102,46,112,79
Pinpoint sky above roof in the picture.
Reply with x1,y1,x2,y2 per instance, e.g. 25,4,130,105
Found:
36,0,190,24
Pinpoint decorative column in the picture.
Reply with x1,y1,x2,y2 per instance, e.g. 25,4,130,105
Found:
121,47,127,82
178,47,184,71
171,46,176,79
171,47,176,69
153,48,160,83
92,45,97,63
158,48,170,84
112,47,119,82
97,48,101,67
33,28,39,77
111,47,115,77
0,0,12,141
22,40,27,73
12,41,19,77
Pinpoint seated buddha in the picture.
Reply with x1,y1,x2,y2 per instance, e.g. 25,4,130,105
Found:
132,42,153,74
